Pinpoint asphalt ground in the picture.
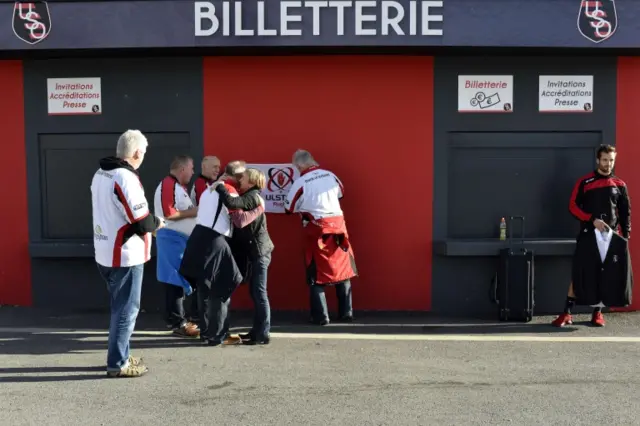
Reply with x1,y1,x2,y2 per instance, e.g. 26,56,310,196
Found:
1,307,639,426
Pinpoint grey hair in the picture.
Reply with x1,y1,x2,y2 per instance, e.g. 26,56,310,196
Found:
116,130,148,159
292,149,318,168
224,160,246,175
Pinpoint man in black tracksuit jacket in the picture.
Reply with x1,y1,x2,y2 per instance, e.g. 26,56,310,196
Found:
552,144,632,328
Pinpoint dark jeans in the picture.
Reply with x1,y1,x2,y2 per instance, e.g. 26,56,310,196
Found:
163,283,187,328
248,253,271,339
197,283,231,344
184,289,199,321
97,263,144,371
310,279,353,322
182,277,199,322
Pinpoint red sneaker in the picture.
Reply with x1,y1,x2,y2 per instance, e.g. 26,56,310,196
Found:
591,311,605,327
551,313,573,327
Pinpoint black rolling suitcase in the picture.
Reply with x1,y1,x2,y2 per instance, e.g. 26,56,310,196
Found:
492,216,535,322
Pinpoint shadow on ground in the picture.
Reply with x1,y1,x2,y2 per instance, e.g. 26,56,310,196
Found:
0,365,106,383
1,306,637,357
0,316,585,358
0,321,579,383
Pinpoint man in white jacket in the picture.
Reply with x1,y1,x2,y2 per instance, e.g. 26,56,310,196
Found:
91,129,165,378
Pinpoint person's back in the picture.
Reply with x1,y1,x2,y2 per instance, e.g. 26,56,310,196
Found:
92,156,151,267
196,186,232,237
180,162,258,347
286,166,344,219
285,149,356,327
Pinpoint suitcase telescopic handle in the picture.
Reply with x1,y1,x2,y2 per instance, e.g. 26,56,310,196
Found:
508,216,525,244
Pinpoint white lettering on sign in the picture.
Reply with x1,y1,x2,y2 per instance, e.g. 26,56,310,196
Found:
47,77,102,115
539,75,594,112
458,75,514,113
194,0,444,37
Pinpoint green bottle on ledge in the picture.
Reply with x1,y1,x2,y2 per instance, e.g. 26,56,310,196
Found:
499,217,507,241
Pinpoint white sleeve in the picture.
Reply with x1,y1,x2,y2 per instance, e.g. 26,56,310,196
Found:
333,173,344,199
190,185,197,206
112,172,150,223
285,178,304,213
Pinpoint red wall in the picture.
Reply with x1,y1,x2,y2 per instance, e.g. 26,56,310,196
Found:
10,54,637,314
203,56,434,312
613,57,640,311
0,61,31,306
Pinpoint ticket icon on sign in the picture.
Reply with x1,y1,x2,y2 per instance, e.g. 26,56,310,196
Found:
470,92,501,109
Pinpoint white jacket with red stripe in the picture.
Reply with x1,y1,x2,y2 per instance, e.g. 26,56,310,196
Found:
284,166,344,219
91,157,154,268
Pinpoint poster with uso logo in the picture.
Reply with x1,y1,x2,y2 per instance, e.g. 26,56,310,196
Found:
245,163,300,213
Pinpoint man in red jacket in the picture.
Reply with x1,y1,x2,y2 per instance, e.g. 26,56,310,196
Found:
552,144,632,328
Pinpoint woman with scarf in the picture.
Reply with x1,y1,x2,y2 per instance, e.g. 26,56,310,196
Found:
215,168,274,345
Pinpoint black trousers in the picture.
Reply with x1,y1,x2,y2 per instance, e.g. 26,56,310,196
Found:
184,289,199,321
197,283,231,344
163,283,187,328
310,279,353,322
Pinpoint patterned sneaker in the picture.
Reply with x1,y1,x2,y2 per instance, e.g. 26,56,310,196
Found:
128,355,143,366
106,363,149,378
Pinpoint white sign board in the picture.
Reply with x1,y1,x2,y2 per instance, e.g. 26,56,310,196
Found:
245,163,300,214
458,75,513,113
539,75,593,112
47,77,102,115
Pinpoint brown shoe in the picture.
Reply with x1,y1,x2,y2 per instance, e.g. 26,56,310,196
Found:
222,335,243,346
106,363,149,378
173,322,200,338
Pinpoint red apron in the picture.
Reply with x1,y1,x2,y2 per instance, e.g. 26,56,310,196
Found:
303,215,358,285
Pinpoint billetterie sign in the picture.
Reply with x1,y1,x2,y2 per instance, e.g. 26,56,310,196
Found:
194,1,444,37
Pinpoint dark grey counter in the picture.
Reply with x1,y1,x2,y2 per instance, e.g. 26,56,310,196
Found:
433,239,575,257
29,241,156,258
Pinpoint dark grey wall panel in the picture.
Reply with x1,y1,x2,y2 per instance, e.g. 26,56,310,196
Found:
30,258,163,314
447,131,601,239
40,132,191,239
435,257,578,317
24,57,204,311
432,56,617,316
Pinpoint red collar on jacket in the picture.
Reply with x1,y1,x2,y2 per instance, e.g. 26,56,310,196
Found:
168,173,188,191
300,166,320,176
222,178,239,194
198,174,214,185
